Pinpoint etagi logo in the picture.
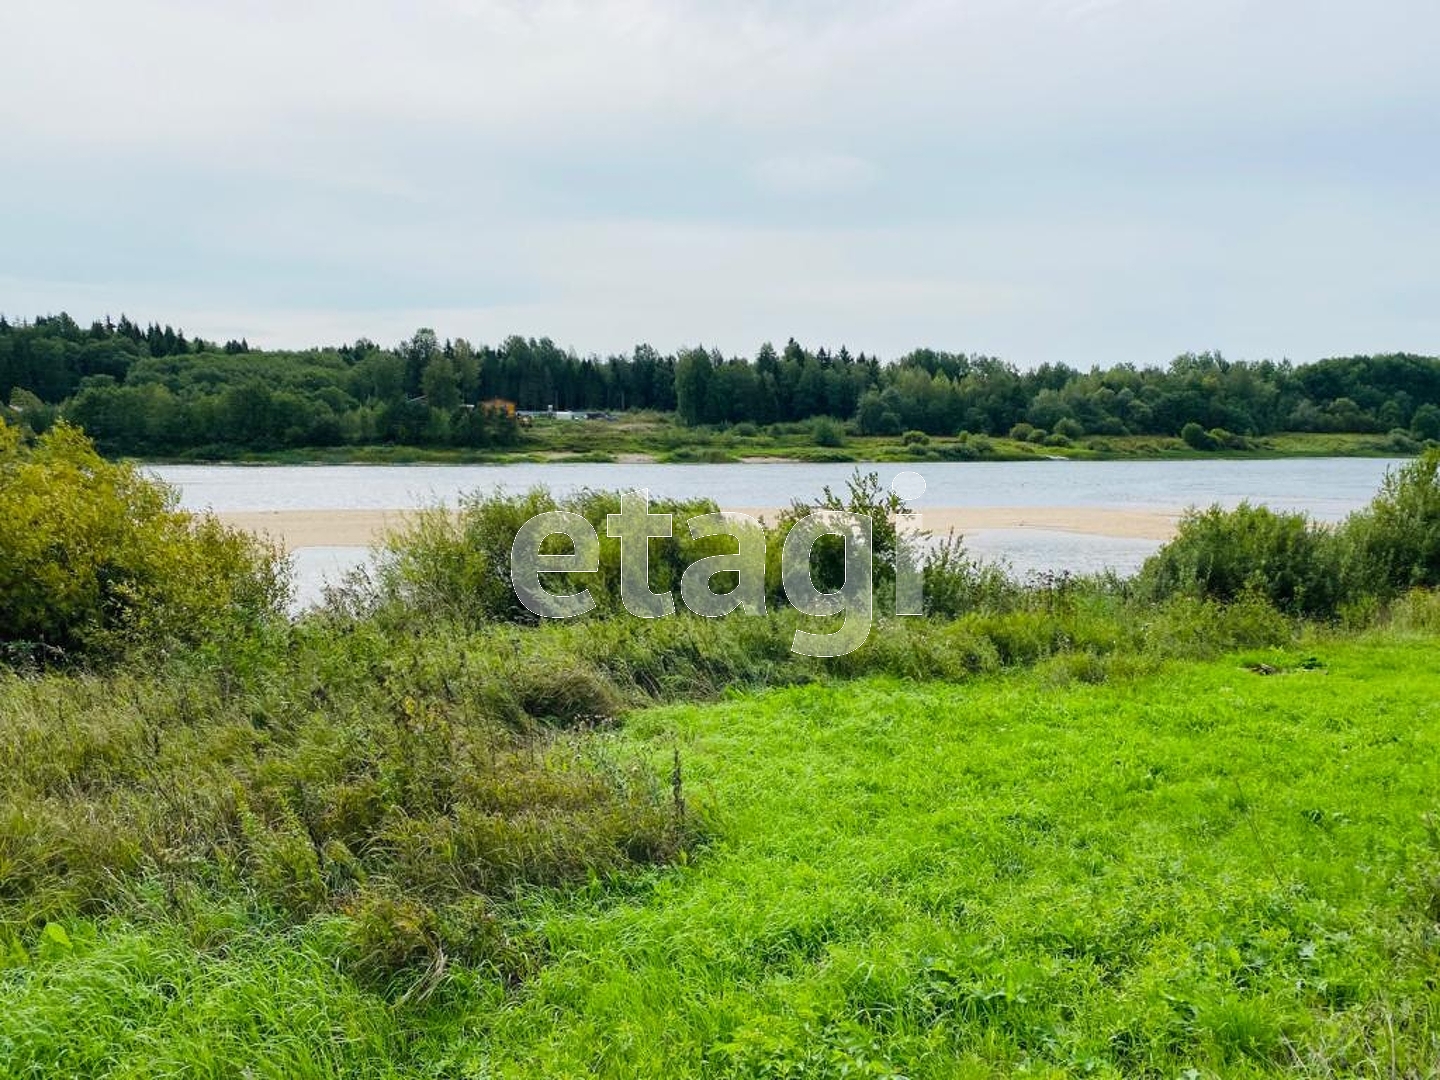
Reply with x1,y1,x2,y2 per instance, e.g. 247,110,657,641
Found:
509,474,928,658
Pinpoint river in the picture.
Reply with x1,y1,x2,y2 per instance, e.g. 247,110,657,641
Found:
148,458,1407,608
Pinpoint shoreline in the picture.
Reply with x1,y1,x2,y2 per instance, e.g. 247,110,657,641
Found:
216,505,1183,549
142,446,1413,467
131,430,1421,469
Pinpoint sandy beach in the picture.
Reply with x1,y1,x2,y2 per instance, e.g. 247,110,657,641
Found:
216,506,1183,549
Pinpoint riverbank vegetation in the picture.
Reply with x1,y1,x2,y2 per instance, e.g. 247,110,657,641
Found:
3,313,1438,462
3,424,1440,1075
142,420,1422,467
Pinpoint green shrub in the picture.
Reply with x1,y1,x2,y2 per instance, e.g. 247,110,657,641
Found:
1412,403,1440,442
923,535,1021,617
373,487,723,627
1133,450,1440,618
901,429,930,446
0,423,288,666
374,470,947,629
1138,502,1341,616
6,389,57,435
1340,449,1440,598
1387,428,1421,454
1181,422,1218,451
772,470,920,603
1038,650,1113,687
1008,422,1036,441
1209,426,1249,450
1053,417,1085,440
811,417,846,447
965,610,1069,664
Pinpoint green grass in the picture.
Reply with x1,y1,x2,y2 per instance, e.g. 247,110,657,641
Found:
136,423,1421,466
4,632,1439,1077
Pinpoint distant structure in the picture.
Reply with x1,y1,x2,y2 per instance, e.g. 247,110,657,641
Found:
481,398,518,417
516,406,616,422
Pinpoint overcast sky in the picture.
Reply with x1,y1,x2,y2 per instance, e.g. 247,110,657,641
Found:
2,0,1437,366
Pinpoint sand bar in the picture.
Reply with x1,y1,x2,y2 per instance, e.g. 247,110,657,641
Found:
217,506,1182,550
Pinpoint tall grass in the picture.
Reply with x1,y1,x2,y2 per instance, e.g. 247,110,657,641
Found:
0,643,689,987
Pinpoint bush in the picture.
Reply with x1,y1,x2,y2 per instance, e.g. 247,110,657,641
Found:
730,421,759,438
773,470,920,602
375,488,559,625
1387,428,1421,454
1043,433,1072,448
1138,502,1342,616
1209,427,1249,450
0,423,288,666
1181,422,1218,451
1412,403,1440,442
949,433,994,461
1134,451,1440,617
901,430,930,446
1026,428,1049,444
923,535,1021,617
1341,449,1440,598
1008,422,1036,441
1053,417,1085,440
811,417,846,448
373,487,723,627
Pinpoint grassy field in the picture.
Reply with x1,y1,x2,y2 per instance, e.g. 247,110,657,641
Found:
148,418,1420,466
4,631,1438,1077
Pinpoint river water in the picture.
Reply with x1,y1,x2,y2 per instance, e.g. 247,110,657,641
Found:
148,458,1406,607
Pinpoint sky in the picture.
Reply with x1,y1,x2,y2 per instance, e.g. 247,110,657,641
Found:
2,0,1437,367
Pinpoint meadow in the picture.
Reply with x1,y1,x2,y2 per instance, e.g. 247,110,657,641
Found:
3,424,1440,1077
3,631,1439,1076
162,415,1418,467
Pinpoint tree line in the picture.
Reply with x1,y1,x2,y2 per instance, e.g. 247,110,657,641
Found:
3,312,1440,454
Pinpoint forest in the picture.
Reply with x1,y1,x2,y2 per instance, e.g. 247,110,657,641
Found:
4,312,1440,455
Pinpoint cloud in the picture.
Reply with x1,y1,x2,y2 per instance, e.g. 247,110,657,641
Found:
750,153,879,196
0,0,1437,365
